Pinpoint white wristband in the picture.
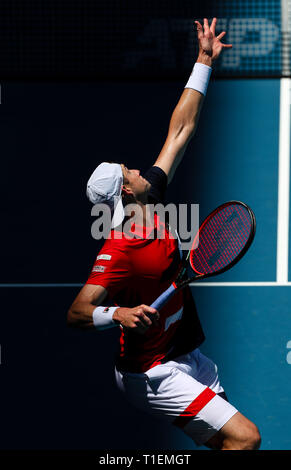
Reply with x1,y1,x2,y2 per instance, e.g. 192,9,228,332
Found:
185,62,212,96
92,306,120,330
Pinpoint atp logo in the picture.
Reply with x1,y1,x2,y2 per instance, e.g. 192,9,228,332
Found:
123,18,280,71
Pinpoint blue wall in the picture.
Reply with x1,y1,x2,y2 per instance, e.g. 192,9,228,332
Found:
1,78,289,450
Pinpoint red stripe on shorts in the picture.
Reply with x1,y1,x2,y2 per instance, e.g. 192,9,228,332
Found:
173,387,216,429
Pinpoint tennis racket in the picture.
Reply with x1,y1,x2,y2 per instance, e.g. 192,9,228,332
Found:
150,201,256,312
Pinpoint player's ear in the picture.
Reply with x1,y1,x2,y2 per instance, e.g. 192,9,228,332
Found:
122,185,133,196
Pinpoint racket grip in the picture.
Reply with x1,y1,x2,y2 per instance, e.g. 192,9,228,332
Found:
150,283,177,311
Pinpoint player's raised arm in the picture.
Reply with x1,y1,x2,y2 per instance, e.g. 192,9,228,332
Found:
154,18,232,183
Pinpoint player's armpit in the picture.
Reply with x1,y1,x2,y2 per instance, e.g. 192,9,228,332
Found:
67,284,108,329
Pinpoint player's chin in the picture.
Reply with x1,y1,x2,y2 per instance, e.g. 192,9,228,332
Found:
144,179,151,192
138,177,151,197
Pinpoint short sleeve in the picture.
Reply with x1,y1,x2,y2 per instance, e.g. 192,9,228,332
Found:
86,242,131,298
144,166,168,204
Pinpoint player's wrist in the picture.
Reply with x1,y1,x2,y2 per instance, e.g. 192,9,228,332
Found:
92,306,120,330
196,52,213,67
112,307,124,324
185,61,212,96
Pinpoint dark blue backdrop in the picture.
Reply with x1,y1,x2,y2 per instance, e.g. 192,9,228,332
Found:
1,78,289,450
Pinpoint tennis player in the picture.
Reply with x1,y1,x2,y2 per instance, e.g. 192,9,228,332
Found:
67,18,261,450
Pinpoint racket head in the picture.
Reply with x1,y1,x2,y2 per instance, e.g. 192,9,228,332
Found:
189,201,256,279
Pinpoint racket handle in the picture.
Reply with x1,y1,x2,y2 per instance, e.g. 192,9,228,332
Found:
150,283,177,311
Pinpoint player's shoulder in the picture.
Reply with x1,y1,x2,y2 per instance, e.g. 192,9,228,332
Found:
98,232,132,257
93,235,131,272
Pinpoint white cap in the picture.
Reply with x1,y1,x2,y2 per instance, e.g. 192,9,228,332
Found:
86,162,124,228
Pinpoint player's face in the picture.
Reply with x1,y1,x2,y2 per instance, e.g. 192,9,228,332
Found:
121,164,151,198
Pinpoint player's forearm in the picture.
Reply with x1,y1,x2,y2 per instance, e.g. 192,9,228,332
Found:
168,53,212,140
167,88,203,141
67,301,120,330
67,302,96,329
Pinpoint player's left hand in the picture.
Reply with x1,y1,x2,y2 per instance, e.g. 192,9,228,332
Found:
195,17,232,62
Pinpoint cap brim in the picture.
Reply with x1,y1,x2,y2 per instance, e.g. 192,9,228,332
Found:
111,197,125,228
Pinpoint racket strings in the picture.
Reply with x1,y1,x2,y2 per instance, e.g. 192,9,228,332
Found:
190,204,253,275
204,210,249,264
200,210,250,268
194,207,251,271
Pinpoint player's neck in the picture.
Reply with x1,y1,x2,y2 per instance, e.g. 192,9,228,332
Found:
127,200,154,227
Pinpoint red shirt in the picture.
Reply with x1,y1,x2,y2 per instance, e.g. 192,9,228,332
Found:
86,166,205,372
86,215,186,372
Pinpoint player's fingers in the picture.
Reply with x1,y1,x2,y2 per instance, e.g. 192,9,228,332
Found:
210,17,217,34
143,306,160,324
140,312,152,327
194,20,203,39
135,310,152,327
203,18,210,33
222,43,233,48
134,315,150,334
216,31,226,41
141,305,158,315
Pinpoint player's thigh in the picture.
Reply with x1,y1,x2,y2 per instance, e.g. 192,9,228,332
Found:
204,411,260,450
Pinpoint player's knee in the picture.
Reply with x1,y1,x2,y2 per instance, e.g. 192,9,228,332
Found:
224,422,261,450
245,423,261,450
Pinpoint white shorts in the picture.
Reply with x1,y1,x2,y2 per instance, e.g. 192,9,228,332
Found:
115,348,238,446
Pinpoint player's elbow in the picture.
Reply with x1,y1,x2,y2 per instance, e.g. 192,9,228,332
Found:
182,123,196,141
66,308,73,327
169,122,195,142
67,306,77,327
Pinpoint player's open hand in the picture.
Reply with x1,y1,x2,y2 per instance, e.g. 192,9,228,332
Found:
113,304,160,334
195,18,232,62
